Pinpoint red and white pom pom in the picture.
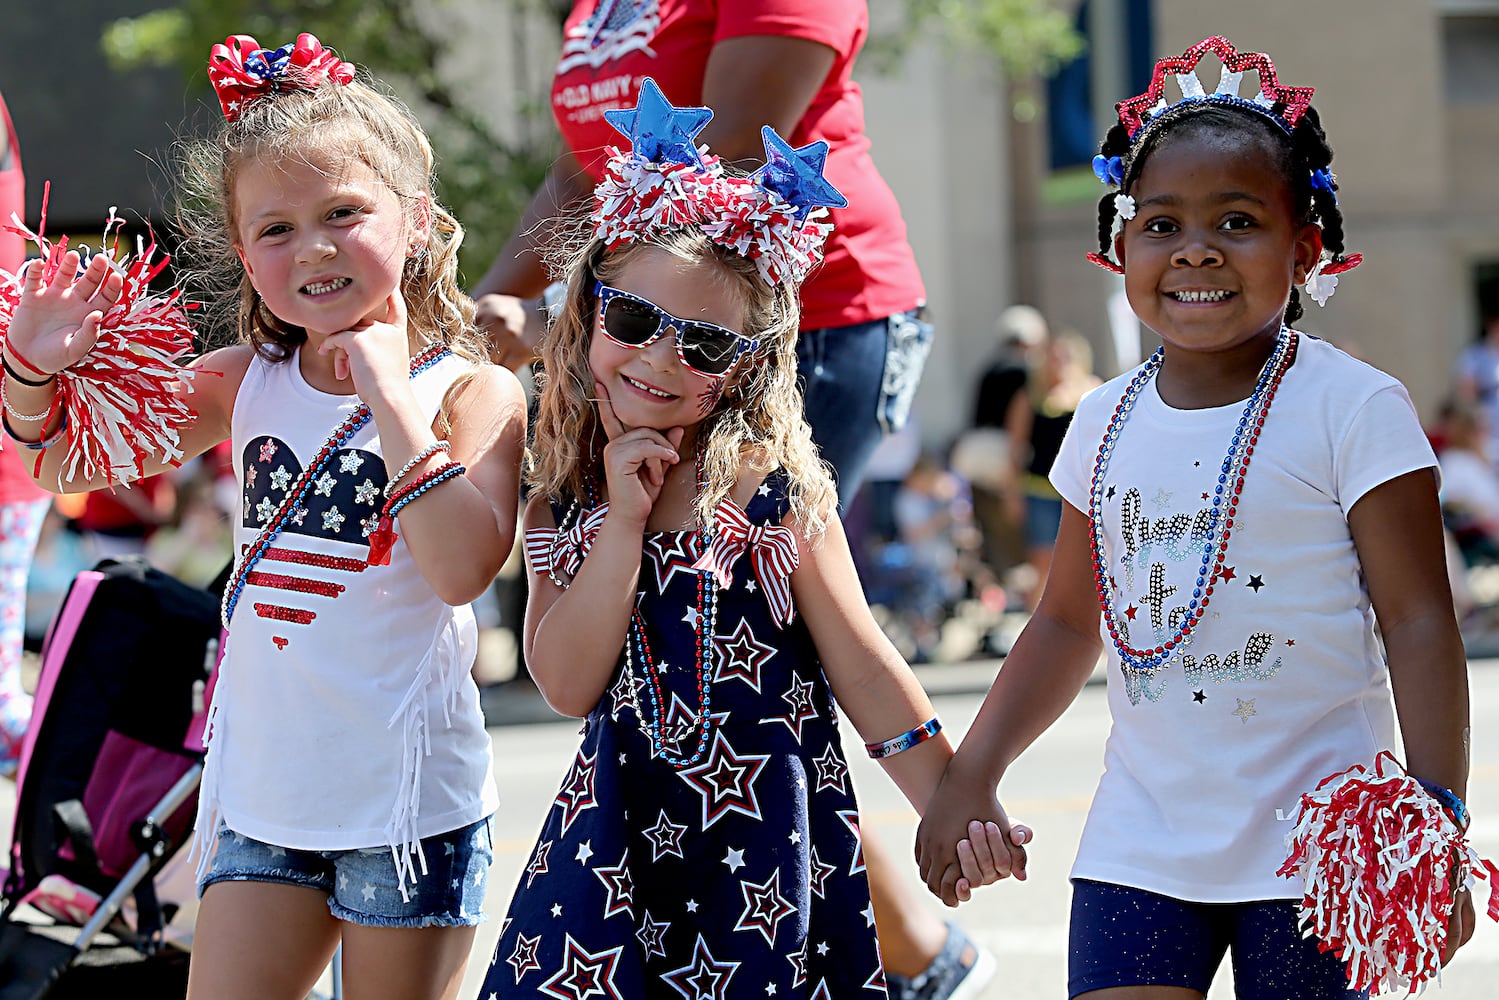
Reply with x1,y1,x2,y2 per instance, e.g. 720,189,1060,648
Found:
1278,751,1499,995
1,198,198,485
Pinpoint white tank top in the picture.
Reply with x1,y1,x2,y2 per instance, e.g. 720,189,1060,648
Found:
195,347,497,881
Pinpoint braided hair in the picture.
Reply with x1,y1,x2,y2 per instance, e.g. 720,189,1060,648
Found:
1092,102,1349,325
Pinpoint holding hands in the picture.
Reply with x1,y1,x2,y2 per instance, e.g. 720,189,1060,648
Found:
593,379,683,528
916,762,1032,907
7,250,124,376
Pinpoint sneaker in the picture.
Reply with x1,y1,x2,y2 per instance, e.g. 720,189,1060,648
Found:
886,922,996,1000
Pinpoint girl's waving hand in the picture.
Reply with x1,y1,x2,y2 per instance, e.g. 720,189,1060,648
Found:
8,250,123,375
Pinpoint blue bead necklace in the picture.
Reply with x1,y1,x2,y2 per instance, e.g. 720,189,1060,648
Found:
1088,328,1297,677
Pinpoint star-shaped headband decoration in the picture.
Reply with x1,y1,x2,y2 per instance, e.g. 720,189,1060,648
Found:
207,32,355,123
752,127,848,218
590,78,842,287
603,78,712,167
1115,36,1315,140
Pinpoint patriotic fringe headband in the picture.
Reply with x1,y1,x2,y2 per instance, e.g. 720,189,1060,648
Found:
0,186,197,484
207,32,355,122
591,78,846,287
1279,752,1499,995
1088,36,1362,302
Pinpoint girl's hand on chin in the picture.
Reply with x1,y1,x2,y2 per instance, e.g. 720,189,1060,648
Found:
8,251,124,375
594,379,683,529
318,291,413,396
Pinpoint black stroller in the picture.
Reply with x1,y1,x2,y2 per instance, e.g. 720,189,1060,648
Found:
0,557,221,998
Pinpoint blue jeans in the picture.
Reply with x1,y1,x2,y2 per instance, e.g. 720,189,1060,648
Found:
798,310,933,509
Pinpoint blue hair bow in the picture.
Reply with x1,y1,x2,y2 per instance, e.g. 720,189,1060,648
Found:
1092,155,1125,186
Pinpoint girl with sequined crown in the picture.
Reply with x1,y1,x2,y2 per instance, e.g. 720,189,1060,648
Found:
1,33,524,1000
915,36,1489,1000
476,79,983,999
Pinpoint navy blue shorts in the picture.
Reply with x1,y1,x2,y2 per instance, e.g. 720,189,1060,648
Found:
1069,879,1369,999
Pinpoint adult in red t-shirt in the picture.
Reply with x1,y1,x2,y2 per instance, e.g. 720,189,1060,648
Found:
0,91,54,774
471,4,990,996
474,0,931,505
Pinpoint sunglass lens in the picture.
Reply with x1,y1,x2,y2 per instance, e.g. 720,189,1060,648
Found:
680,326,740,376
602,297,660,347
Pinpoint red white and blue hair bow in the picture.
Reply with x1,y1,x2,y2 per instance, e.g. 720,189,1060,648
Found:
207,33,355,122
692,499,800,626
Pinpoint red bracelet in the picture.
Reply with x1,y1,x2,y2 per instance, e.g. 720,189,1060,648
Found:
3,342,55,380
366,460,464,566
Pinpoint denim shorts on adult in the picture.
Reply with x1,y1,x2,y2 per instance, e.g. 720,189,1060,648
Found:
199,816,493,929
1069,878,1369,999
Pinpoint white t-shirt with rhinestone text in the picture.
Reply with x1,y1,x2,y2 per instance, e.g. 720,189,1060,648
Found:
1050,334,1436,902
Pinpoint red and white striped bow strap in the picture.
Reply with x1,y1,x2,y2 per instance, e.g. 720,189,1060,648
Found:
692,500,800,626
525,503,611,582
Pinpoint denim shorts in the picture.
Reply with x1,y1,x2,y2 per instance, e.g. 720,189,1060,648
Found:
1069,879,1369,999
199,816,493,928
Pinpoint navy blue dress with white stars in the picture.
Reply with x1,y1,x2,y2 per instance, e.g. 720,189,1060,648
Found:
480,471,885,1000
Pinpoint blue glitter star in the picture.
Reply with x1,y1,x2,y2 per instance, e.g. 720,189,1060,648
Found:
602,77,713,167
751,126,848,216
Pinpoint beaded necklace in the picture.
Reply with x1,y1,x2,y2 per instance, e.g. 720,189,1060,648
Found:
552,454,720,768
221,343,451,628
1089,328,1297,677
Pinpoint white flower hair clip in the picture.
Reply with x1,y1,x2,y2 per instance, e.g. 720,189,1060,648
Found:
1114,194,1137,220
1303,253,1364,307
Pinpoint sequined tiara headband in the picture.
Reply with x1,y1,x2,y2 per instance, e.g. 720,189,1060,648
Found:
207,32,355,122
591,78,846,288
1087,36,1361,302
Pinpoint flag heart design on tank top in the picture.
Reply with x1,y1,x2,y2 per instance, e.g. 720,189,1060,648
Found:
237,434,390,627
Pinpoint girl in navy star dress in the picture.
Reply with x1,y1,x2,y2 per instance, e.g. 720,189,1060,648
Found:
477,82,986,1000
4,33,525,1000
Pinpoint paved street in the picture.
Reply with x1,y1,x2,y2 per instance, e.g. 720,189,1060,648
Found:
3,659,1495,997
462,661,1499,999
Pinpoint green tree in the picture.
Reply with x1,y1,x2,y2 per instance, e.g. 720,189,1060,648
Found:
101,0,562,282
870,0,1084,120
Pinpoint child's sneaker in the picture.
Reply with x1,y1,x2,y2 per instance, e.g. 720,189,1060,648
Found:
886,922,996,1000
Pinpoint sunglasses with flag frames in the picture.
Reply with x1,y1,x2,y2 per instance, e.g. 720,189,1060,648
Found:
593,281,759,378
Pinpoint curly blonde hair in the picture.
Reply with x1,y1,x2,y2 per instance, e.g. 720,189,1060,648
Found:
175,70,485,366
531,228,836,539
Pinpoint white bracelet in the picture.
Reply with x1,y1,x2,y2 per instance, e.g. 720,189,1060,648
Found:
1,381,52,423
384,440,450,497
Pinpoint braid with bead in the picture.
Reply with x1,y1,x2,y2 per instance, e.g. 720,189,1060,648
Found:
1092,102,1351,326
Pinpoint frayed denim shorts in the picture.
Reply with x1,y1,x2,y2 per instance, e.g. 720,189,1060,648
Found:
199,816,493,928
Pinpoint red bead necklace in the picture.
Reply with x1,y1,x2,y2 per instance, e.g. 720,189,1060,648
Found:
1088,329,1298,676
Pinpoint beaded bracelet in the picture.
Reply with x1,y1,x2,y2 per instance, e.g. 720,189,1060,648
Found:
383,440,450,498
865,718,942,759
365,461,466,566
1,410,66,450
1415,776,1470,831
1,381,52,423
388,462,466,516
2,352,54,388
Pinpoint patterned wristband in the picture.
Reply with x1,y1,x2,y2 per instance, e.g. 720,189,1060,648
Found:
865,718,942,759
1,409,67,450
1415,776,1470,830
